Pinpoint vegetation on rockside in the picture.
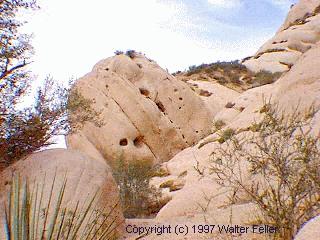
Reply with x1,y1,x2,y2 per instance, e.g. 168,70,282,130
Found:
210,102,320,240
112,158,169,218
0,1,102,170
174,60,282,92
4,174,121,240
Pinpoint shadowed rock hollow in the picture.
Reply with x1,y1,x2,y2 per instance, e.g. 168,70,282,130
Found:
65,1,320,239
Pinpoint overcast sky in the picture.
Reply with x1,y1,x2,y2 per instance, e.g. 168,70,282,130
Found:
24,0,297,84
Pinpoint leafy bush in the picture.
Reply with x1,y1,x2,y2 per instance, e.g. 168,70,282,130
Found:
159,180,174,189
212,119,226,132
0,1,102,170
217,128,235,144
253,71,282,86
114,50,124,55
0,79,103,169
313,4,320,15
152,166,170,177
4,174,121,240
125,50,137,59
186,60,246,77
210,103,320,239
112,159,166,218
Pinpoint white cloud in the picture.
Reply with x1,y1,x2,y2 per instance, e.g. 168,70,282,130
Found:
207,0,241,8
21,0,271,85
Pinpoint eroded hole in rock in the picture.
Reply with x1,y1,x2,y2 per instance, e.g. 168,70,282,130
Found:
199,89,213,97
139,88,150,97
182,134,185,139
137,63,143,68
156,101,166,113
225,102,235,108
239,106,245,112
119,138,128,146
174,88,178,92
105,67,109,71
106,84,109,89
179,97,183,100
179,107,182,110
196,131,199,133
133,135,144,148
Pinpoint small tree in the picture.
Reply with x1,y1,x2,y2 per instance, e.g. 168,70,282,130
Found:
210,103,320,239
0,78,103,168
0,2,103,169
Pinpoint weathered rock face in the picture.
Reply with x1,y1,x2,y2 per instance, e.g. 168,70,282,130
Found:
294,215,320,240
243,0,320,73
0,149,124,239
153,1,320,230
186,80,240,118
67,54,212,166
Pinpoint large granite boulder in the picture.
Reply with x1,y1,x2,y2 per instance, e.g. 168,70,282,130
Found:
67,54,212,167
294,215,320,240
243,0,320,73
0,149,124,239
153,30,320,232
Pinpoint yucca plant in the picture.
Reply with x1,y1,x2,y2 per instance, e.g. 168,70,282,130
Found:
4,173,122,240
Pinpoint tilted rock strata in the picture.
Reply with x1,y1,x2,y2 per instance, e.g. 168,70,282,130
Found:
67,54,212,166
154,23,320,232
243,0,320,73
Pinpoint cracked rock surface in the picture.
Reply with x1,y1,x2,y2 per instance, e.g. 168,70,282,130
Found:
67,54,212,166
243,0,320,73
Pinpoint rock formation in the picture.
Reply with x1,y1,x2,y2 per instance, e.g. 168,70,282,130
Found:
0,149,124,239
148,1,320,238
67,53,212,167
294,215,320,240
1,1,318,239
243,0,320,73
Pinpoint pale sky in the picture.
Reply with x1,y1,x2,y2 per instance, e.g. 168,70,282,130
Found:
23,0,297,85
19,0,297,148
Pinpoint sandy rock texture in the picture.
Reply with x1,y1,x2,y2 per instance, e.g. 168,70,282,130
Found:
294,215,320,240
153,22,320,240
243,0,320,73
0,149,124,239
67,54,212,167
187,80,240,118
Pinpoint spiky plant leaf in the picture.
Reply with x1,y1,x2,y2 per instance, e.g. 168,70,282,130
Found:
4,173,121,240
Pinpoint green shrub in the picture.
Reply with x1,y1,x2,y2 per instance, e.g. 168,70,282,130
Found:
217,128,235,144
159,180,174,188
212,119,226,132
114,50,124,55
210,104,320,240
152,166,170,177
159,179,184,192
254,71,282,86
125,50,137,59
313,4,320,15
112,159,165,218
